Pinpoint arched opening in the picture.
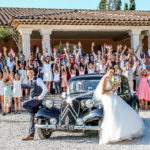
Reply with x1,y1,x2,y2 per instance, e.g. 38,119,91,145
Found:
30,30,42,53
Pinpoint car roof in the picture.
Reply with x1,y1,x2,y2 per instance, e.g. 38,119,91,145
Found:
69,74,104,82
69,73,127,82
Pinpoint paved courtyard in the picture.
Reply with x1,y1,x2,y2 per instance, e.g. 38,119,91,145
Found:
0,111,150,150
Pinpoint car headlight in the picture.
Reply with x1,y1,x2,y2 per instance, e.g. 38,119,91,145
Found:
45,100,53,109
81,100,86,108
50,118,57,125
76,118,83,126
85,99,94,108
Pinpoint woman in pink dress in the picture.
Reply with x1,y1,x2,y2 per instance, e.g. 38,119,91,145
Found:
136,66,150,110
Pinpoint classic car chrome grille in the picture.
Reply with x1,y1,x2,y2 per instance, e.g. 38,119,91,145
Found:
60,100,80,125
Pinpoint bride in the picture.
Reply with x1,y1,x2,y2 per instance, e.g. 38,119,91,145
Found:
93,68,145,144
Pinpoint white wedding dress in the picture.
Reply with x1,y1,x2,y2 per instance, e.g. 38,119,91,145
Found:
93,76,145,144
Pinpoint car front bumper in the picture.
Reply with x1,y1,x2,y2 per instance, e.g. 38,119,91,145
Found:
35,124,99,131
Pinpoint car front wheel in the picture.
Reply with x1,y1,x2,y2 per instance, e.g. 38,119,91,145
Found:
37,119,53,139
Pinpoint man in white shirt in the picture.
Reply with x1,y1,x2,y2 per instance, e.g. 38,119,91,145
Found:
120,57,137,90
22,68,48,141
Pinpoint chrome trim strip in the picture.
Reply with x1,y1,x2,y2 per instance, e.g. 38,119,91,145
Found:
35,124,99,131
69,103,78,117
61,104,70,121
35,124,56,129
74,126,99,131
69,109,77,120
61,104,69,117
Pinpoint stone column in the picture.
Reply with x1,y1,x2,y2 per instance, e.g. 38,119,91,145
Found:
128,29,142,57
40,28,52,56
146,30,150,49
19,28,33,59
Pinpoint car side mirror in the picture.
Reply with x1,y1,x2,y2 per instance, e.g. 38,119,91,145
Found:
61,92,67,99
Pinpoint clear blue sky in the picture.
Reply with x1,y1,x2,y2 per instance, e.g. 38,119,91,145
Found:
0,0,149,10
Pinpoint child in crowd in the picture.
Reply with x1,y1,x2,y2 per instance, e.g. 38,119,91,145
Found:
53,65,60,94
12,73,25,113
61,66,68,92
79,66,85,76
70,69,76,78
3,75,12,115
87,63,95,74
69,63,76,78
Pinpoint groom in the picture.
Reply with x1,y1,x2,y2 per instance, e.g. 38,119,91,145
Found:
22,68,48,141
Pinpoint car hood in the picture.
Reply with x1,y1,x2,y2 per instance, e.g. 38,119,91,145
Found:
68,91,94,101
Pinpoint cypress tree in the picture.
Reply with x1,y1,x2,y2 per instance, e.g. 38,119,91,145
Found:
129,0,136,10
99,0,123,11
124,3,128,10
115,0,122,10
99,0,107,10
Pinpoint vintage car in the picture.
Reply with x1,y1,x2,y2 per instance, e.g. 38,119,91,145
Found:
35,74,139,139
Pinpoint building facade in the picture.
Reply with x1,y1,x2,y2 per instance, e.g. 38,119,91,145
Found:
0,7,150,57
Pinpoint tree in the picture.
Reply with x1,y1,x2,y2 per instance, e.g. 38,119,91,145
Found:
99,0,107,10
115,0,122,10
107,0,115,10
0,26,22,52
99,0,122,11
124,3,129,10
129,0,136,10
0,27,11,43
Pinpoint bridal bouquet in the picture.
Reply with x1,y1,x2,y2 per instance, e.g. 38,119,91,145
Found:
111,76,121,85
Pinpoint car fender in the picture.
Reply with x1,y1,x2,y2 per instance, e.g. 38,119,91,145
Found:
83,108,103,123
35,107,60,121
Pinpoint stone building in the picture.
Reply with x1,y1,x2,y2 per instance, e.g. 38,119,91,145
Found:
0,7,150,58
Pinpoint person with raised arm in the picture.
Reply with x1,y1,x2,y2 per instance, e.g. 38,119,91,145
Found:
53,63,60,94
120,53,137,90
3,47,15,71
16,56,29,98
136,61,150,110
0,52,5,71
40,53,55,94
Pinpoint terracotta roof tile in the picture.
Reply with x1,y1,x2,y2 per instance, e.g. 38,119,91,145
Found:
0,7,150,26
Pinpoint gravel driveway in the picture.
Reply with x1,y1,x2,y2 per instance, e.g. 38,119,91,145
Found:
0,111,150,150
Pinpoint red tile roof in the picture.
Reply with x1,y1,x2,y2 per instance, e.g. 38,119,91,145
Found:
0,7,150,27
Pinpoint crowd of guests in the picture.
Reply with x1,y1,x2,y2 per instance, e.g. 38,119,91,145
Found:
0,41,150,115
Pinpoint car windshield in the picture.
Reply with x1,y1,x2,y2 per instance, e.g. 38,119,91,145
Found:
68,79,101,94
